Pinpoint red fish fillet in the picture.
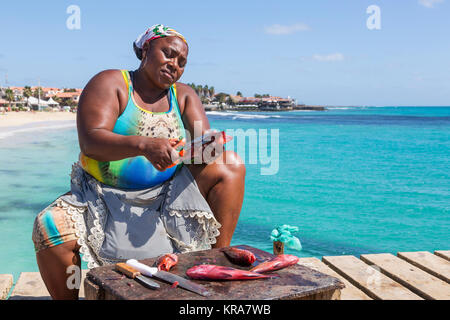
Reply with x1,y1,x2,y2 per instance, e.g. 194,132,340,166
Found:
221,247,256,266
250,254,299,273
156,253,178,271
186,265,271,280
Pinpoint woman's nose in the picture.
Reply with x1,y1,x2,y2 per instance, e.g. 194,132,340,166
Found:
167,60,177,72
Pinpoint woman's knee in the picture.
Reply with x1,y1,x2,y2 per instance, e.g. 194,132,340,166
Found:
190,151,246,197
215,151,246,179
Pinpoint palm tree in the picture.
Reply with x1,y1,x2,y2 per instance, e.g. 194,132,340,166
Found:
23,86,32,106
33,87,44,99
215,92,228,104
226,96,234,106
5,89,14,107
200,96,209,104
196,85,203,97
209,86,215,98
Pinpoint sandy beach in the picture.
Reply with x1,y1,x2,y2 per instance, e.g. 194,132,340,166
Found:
0,111,76,128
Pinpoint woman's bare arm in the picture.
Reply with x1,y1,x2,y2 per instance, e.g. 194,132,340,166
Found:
176,82,211,137
77,69,178,170
77,69,139,161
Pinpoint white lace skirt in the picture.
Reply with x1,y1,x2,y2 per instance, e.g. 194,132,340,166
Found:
32,163,221,269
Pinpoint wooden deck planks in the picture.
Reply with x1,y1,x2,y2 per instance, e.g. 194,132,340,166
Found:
322,255,422,300
9,270,87,300
398,251,450,284
434,250,450,262
9,272,51,300
360,253,450,300
298,257,372,300
0,274,13,300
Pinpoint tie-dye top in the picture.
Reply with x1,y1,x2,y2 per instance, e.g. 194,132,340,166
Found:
79,70,186,189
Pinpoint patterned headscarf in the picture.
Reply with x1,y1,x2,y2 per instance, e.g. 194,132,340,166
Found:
133,24,187,60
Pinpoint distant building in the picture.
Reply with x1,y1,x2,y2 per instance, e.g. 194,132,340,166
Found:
259,96,295,110
230,95,295,110
227,95,243,104
203,101,221,111
0,85,82,109
43,87,63,97
55,91,82,103
27,96,59,110
8,86,24,100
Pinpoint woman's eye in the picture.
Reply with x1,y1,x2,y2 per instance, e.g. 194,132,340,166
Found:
163,49,170,57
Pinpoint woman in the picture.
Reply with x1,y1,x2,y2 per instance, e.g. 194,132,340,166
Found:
32,24,245,300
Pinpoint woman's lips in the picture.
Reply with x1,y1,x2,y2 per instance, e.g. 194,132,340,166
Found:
161,70,174,81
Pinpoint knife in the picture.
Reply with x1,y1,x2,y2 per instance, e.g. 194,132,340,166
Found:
115,263,160,290
126,259,210,297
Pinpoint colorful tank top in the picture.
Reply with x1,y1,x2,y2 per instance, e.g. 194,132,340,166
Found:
79,70,186,189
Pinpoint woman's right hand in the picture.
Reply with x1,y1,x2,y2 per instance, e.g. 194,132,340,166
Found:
139,137,181,171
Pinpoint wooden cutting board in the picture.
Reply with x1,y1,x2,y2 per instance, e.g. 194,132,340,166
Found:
84,245,344,300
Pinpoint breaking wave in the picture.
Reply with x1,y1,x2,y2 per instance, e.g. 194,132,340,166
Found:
0,122,76,140
206,111,282,120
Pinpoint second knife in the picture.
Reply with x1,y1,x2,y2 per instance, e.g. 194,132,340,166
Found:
115,262,160,290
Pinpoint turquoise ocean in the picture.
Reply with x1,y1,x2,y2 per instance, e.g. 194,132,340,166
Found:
0,107,449,279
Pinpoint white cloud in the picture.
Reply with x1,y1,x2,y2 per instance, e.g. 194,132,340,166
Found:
418,0,444,8
312,53,344,62
264,23,310,35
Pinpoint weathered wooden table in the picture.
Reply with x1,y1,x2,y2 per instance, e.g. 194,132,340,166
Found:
84,245,344,300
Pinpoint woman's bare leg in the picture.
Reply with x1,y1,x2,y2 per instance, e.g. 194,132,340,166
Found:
187,150,246,247
36,230,81,300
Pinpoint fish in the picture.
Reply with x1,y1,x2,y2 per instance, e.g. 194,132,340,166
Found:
186,264,272,281
156,253,179,272
249,254,299,273
221,247,256,266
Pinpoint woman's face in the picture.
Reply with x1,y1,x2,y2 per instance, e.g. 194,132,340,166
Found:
140,36,188,89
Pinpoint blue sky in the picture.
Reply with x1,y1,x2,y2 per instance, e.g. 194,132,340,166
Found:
0,0,449,106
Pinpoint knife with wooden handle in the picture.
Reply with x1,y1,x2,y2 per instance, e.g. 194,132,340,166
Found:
115,263,160,290
126,259,210,297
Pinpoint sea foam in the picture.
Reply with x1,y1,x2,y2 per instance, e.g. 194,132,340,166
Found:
206,111,282,120
0,122,76,140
